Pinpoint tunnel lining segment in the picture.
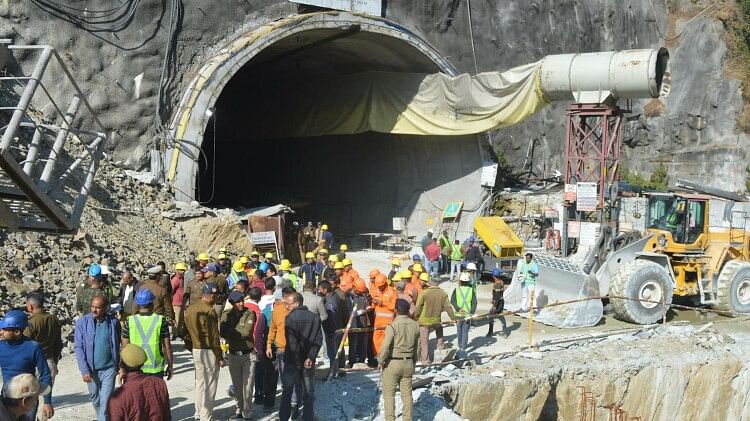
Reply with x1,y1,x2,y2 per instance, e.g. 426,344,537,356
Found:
167,11,461,202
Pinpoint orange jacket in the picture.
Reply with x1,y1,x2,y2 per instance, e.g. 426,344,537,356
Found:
266,301,288,352
405,278,423,302
371,285,397,319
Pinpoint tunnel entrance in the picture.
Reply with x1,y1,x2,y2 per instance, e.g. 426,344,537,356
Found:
171,13,486,237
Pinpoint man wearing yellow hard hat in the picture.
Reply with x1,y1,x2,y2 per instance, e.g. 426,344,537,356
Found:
279,259,300,290
320,224,334,250
388,258,401,284
196,252,210,270
249,251,261,269
336,244,348,261
299,252,318,290
171,262,188,340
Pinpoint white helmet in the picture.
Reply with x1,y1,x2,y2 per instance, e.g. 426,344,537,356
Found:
459,272,471,282
466,262,477,271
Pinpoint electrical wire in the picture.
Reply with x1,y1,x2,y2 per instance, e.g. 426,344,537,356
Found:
647,0,716,41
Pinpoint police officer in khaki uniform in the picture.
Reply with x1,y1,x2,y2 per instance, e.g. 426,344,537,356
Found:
203,263,229,319
185,267,207,307
138,266,175,326
378,298,420,421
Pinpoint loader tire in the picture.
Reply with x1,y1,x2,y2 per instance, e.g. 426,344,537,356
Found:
715,260,750,313
609,260,673,325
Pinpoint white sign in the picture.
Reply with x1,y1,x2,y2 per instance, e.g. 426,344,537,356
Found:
392,217,406,231
576,182,598,211
579,222,598,246
250,231,277,245
289,0,382,16
481,162,499,187
564,184,577,201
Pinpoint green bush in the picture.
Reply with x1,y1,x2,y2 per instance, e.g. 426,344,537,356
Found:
621,164,668,191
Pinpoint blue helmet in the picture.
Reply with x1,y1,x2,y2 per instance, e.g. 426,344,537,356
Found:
492,268,503,278
0,310,28,330
135,289,155,306
88,264,102,277
258,262,269,272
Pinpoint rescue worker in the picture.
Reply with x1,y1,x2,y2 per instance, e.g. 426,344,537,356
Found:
280,259,300,290
337,244,348,261
320,224,333,248
24,293,62,421
370,273,397,357
518,253,539,313
414,277,455,364
312,241,328,258
216,253,230,275
220,290,257,420
298,252,319,290
348,278,371,367
378,299,420,421
185,269,206,307
324,278,350,380
333,261,347,292
342,258,359,290
407,254,422,272
239,256,253,275
76,271,109,315
249,251,261,269
402,269,420,302
197,252,210,270
488,268,509,337
438,229,451,274
465,262,479,292
184,283,225,421
218,246,233,269
394,281,415,317
388,258,401,284
451,273,477,356
121,289,173,379
138,266,175,326
171,263,187,340
264,252,276,265
367,269,380,289
449,239,463,280
227,261,248,290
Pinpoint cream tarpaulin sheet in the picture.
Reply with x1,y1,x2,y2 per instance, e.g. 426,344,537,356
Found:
246,61,550,138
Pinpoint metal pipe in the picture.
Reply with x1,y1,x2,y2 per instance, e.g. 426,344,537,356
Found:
540,48,669,104
71,136,103,225
0,46,52,151
50,136,104,190
38,96,80,192
23,128,44,175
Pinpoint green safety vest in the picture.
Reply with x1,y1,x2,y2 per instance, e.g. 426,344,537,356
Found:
450,244,463,261
128,314,164,374
455,286,474,313
285,273,299,290
666,212,677,228
519,261,538,285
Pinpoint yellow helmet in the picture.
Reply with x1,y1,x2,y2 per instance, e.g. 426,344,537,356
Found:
197,252,210,261
175,262,187,271
305,252,315,259
217,253,227,260
391,258,401,266
419,272,430,282
334,262,345,269
264,252,274,259
251,251,260,257
319,248,329,255
392,272,402,281
321,224,329,230
239,256,250,264
399,269,412,279
329,255,340,263
342,258,353,267
412,263,424,273
219,246,228,253
280,259,292,270
340,244,348,251
232,261,245,272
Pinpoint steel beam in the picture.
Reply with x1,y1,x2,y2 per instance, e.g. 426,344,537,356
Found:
38,95,80,192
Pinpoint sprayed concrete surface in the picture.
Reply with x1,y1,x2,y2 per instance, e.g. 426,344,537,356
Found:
45,250,750,420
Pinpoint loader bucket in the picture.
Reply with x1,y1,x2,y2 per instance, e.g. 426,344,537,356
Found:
504,254,603,328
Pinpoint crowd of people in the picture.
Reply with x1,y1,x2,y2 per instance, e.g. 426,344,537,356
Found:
0,226,540,421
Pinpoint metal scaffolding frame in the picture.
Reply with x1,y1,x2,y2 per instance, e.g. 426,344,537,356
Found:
0,43,107,232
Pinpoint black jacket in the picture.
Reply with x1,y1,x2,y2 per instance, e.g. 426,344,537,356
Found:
283,306,323,366
325,288,351,332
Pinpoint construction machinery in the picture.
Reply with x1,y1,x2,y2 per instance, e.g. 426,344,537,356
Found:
472,216,524,276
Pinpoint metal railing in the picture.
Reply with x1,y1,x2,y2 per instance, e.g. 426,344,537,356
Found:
0,42,107,232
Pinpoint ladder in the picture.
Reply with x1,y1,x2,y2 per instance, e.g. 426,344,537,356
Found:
0,43,107,232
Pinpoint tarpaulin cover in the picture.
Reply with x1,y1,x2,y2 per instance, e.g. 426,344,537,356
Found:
245,61,549,138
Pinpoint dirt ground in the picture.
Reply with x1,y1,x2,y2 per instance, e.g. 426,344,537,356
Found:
47,250,750,420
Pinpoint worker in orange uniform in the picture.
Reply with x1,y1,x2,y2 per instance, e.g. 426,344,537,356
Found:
370,273,397,357
403,268,423,302
367,269,380,289
333,262,351,293
341,259,359,293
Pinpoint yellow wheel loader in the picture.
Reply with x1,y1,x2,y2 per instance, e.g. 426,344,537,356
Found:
504,192,750,327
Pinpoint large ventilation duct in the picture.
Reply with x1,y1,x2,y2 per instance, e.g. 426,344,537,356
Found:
540,47,669,104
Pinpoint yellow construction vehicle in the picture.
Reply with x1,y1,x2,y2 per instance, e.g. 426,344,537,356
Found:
505,192,750,327
472,216,524,275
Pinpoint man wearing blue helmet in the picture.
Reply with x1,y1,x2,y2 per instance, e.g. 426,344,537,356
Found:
76,264,109,315
121,289,173,381
0,309,53,420
487,268,509,338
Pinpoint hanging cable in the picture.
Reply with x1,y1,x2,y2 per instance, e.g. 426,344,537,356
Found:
647,0,716,41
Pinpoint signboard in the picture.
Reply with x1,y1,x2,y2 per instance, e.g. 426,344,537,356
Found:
576,182,598,211
567,221,580,238
481,162,499,187
564,183,577,202
579,222,598,245
442,201,464,219
289,0,382,16
250,231,277,245
392,217,406,231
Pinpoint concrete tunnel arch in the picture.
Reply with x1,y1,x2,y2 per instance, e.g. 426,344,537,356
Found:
166,12,489,239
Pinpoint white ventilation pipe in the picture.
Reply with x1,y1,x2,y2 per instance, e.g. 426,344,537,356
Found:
540,47,669,104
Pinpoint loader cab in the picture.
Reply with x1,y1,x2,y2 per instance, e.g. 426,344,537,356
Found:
645,193,708,247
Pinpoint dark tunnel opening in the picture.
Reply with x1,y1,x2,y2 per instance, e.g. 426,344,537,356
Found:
197,27,483,236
